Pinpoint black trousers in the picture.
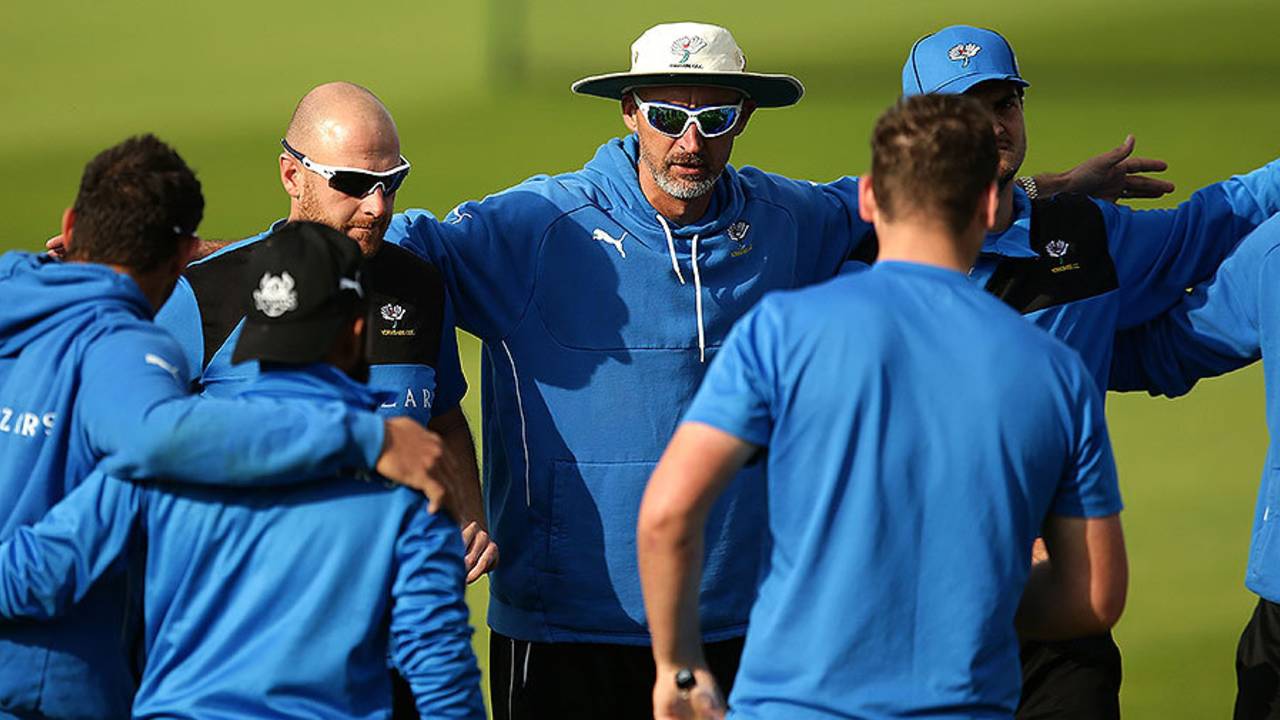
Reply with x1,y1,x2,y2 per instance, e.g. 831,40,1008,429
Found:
1017,632,1122,720
1235,597,1280,719
490,630,745,720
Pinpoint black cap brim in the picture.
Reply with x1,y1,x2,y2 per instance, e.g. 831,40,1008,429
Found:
231,308,347,366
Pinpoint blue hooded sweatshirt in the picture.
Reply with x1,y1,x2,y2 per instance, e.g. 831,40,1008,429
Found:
1109,214,1280,603
389,134,870,644
0,364,485,719
0,253,386,718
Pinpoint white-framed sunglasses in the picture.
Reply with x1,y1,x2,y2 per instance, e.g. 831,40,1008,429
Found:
632,93,744,139
281,139,411,198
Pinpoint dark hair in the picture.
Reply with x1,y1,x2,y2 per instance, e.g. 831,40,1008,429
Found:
870,94,998,236
67,134,204,272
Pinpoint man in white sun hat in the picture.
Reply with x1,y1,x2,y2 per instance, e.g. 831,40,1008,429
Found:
364,21,1160,718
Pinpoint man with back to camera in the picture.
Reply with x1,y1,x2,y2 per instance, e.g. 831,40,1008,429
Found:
638,93,1127,720
898,24,1280,718
379,21,1253,717
0,135,462,719
0,222,486,719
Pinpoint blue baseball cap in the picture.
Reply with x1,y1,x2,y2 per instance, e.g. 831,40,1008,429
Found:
902,25,1029,96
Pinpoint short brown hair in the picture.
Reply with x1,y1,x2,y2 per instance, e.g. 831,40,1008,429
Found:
67,134,204,272
870,94,997,236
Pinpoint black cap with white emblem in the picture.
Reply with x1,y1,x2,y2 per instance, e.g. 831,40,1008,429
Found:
232,221,367,366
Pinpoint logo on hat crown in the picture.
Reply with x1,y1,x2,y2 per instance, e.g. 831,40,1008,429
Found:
253,272,298,318
670,36,708,65
948,43,982,67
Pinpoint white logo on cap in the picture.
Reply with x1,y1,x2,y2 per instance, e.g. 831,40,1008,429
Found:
1045,239,1070,259
670,36,708,65
948,43,982,67
253,272,298,318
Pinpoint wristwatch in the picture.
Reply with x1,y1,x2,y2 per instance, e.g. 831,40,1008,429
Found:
1016,175,1039,200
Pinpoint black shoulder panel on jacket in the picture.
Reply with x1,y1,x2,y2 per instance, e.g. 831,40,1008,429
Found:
184,244,260,370
364,242,445,368
984,193,1118,315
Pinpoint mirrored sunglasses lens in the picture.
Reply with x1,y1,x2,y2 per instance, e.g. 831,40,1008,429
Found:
329,172,378,197
329,169,407,197
696,108,738,136
646,105,691,136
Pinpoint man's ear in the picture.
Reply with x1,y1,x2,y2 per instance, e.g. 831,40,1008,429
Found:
163,236,199,280
981,181,999,231
60,208,75,252
280,154,303,199
857,175,877,224
621,95,639,133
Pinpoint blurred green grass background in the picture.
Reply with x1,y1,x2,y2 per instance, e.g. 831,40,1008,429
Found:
3,1,1278,716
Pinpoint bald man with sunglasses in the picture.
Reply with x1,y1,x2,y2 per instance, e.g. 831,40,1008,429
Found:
148,82,492,719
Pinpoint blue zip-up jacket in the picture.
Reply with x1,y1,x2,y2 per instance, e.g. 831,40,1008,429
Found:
0,365,485,719
156,224,467,421
963,161,1280,391
1110,213,1280,601
390,134,869,643
0,253,386,718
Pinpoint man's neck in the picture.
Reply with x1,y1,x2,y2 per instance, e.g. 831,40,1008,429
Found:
873,219,983,274
991,181,1017,234
104,263,170,312
639,172,714,226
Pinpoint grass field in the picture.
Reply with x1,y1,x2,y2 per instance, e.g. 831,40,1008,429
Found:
4,1,1279,716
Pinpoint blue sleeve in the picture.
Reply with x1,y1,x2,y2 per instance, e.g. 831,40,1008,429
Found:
785,176,874,285
431,294,467,417
390,183,561,341
1104,158,1280,328
0,472,142,620
153,277,204,386
78,328,387,486
390,501,485,718
1052,364,1123,519
682,299,779,447
1109,217,1274,396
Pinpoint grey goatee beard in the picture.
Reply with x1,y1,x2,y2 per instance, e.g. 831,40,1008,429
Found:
642,150,722,200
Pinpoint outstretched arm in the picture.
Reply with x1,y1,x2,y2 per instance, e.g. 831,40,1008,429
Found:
0,473,142,620
1030,135,1175,202
1108,216,1275,395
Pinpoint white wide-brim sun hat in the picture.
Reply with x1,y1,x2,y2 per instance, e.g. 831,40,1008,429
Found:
572,22,804,108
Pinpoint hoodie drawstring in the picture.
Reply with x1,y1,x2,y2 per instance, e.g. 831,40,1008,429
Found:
691,233,705,363
657,214,686,286
655,214,706,363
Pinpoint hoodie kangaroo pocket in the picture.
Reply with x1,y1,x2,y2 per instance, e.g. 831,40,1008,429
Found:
546,459,656,635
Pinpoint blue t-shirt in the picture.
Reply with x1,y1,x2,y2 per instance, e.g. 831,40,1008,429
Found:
685,261,1123,719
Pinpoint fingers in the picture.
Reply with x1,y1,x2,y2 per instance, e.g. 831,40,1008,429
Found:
46,235,67,258
1117,156,1168,174
1121,176,1177,199
467,542,499,584
1103,134,1136,163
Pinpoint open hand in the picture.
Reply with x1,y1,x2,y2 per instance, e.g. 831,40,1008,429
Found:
1062,135,1175,203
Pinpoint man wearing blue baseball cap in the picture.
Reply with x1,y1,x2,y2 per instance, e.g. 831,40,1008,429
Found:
902,23,1280,720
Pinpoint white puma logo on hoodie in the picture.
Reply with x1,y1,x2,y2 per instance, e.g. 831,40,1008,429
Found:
592,228,627,258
